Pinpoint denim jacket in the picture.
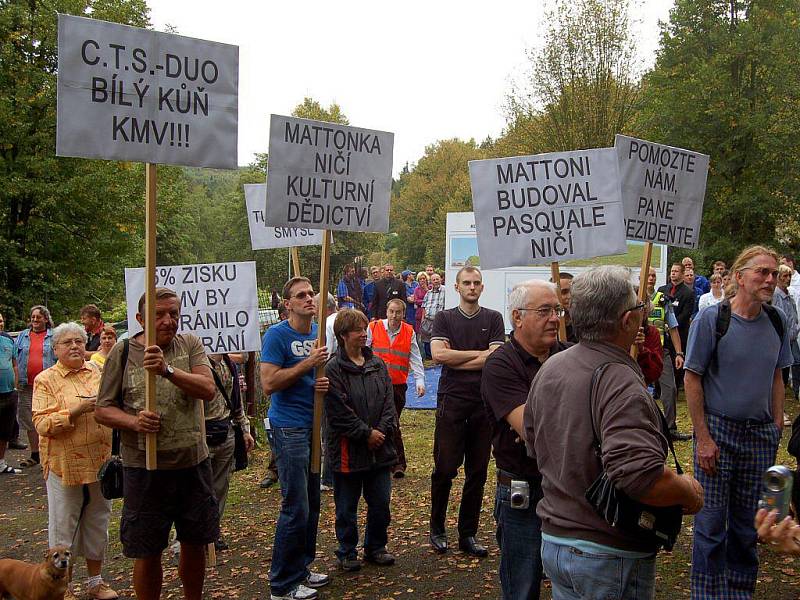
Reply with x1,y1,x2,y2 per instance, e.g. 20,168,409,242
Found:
14,328,55,386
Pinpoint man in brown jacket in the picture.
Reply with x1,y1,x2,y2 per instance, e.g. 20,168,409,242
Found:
524,265,703,599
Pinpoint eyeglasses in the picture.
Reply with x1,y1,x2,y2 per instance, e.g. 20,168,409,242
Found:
741,266,779,279
625,302,648,314
291,291,315,300
518,306,565,318
58,338,85,347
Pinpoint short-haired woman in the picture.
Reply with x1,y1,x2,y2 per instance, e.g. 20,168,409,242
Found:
89,326,118,371
698,273,725,312
33,322,116,600
324,309,398,571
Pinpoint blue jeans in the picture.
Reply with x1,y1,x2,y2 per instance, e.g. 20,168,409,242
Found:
541,538,656,600
494,481,543,600
333,467,391,560
269,427,321,596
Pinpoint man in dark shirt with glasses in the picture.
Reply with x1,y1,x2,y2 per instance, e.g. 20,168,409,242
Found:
482,279,569,599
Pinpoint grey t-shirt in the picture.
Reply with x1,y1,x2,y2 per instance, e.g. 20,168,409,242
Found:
685,304,793,422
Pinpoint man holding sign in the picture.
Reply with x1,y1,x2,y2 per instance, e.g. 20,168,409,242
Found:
95,288,218,600
260,277,331,600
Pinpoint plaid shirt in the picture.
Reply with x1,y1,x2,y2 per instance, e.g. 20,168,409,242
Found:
32,361,111,485
422,286,445,320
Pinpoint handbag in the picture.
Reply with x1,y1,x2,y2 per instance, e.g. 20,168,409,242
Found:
419,316,434,339
584,362,684,551
211,357,248,472
97,339,128,500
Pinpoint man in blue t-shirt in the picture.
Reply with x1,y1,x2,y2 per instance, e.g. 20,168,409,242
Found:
261,276,330,600
685,246,793,599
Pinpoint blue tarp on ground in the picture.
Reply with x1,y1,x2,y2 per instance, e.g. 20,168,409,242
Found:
405,365,441,410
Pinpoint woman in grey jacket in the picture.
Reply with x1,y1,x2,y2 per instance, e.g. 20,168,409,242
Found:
324,308,398,572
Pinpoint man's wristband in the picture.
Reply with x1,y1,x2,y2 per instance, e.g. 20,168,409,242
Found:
676,352,685,357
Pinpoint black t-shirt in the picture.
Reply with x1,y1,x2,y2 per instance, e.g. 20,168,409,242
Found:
481,335,569,478
431,306,505,399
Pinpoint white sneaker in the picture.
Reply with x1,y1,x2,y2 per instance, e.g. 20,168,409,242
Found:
306,571,330,588
270,584,319,600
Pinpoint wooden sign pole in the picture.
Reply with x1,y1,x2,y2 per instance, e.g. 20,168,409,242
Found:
144,163,158,471
310,231,331,474
291,247,301,278
631,241,654,359
550,262,568,341
195,397,217,566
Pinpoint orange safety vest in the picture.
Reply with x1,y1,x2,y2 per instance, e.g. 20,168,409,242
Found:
369,320,413,385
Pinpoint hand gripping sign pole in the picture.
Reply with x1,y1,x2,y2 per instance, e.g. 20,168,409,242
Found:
310,231,332,473
144,165,158,470
56,15,239,474
550,262,568,342
264,115,394,473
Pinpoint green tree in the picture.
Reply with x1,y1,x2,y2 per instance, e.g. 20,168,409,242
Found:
0,0,151,327
636,0,800,266
391,139,486,270
502,0,641,153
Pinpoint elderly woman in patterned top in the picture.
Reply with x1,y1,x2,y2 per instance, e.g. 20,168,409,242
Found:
32,322,117,600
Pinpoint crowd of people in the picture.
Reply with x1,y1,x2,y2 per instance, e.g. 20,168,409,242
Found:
1,246,799,600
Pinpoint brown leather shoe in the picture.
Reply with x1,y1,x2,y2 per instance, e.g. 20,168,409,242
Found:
88,582,119,600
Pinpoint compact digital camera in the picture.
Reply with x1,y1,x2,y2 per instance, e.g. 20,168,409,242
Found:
510,480,530,510
758,465,794,520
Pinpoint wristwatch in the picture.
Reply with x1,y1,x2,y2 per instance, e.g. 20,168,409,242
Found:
163,364,175,379
676,352,685,357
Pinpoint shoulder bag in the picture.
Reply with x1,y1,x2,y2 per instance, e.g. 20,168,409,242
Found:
97,339,129,500
584,362,684,551
211,357,248,472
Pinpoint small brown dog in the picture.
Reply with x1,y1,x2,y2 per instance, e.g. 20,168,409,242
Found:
0,546,71,600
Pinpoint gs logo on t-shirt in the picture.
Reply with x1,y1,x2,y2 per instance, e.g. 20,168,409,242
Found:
290,340,315,357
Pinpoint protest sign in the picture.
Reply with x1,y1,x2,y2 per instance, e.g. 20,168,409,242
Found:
56,13,238,169
468,148,627,269
244,183,323,250
265,115,394,233
615,135,709,249
124,261,259,353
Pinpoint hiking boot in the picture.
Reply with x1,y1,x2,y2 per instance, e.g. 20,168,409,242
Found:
87,581,119,600
338,556,362,572
260,475,278,489
365,550,395,566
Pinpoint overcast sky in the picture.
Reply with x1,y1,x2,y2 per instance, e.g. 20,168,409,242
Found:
148,1,674,175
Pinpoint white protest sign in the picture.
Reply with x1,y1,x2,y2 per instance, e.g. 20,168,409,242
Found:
468,148,627,269
56,14,238,169
615,135,709,249
265,115,394,232
244,184,324,250
124,261,259,353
